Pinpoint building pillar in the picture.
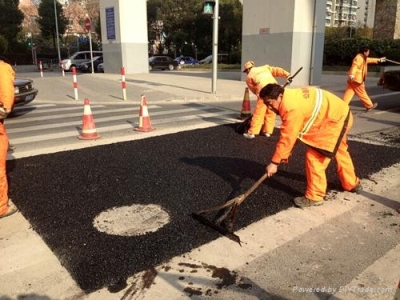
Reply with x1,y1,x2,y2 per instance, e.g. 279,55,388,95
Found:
99,0,149,74
241,0,327,86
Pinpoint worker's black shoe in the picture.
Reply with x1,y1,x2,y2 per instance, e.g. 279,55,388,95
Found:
350,182,363,194
366,102,378,112
293,196,323,208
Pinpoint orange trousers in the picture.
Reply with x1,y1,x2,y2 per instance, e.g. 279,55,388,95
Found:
248,97,276,135
0,124,9,215
342,81,374,109
304,114,359,201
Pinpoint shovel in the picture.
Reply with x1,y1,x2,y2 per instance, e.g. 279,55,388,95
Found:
386,59,400,65
192,173,268,246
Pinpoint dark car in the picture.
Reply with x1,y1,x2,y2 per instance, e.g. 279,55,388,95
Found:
14,78,38,107
174,56,199,65
77,56,103,73
149,56,179,71
378,69,400,91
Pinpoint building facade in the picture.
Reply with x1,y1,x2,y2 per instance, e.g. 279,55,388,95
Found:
325,0,376,28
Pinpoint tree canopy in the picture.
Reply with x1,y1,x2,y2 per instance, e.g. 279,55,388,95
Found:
37,0,68,51
147,0,243,58
0,0,24,50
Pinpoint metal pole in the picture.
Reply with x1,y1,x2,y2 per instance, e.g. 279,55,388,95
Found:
54,0,61,69
211,0,219,95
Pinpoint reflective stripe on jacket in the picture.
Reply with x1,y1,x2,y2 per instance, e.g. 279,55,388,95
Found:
246,65,290,96
271,87,351,163
0,60,15,110
348,53,380,84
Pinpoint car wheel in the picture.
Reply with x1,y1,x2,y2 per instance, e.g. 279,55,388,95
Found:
168,64,174,71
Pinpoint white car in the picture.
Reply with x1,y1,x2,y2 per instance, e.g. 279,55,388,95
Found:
60,51,102,71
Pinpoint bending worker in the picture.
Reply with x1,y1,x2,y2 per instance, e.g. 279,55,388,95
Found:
0,56,17,218
260,83,361,208
343,46,386,111
242,61,291,139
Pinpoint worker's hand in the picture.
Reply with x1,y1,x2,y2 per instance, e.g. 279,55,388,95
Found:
287,75,293,84
265,163,278,178
0,107,10,119
349,74,355,81
379,57,386,63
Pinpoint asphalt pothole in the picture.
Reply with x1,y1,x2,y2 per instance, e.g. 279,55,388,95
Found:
93,204,170,236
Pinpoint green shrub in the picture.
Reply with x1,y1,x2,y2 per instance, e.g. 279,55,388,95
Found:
0,35,8,53
324,38,400,66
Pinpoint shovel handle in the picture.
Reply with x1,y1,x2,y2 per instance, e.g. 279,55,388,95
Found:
386,59,400,65
237,173,269,205
283,66,303,88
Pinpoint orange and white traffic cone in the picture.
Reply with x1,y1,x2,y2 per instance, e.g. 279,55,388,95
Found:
134,94,155,132
78,98,100,140
238,87,251,119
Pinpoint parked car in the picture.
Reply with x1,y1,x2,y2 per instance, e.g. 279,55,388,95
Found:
198,54,229,64
77,56,103,73
378,69,400,91
174,56,199,65
149,56,179,71
13,78,38,107
60,51,103,71
97,63,104,73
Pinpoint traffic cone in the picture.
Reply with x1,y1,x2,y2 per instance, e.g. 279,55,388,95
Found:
134,94,155,132
238,87,251,119
78,98,100,140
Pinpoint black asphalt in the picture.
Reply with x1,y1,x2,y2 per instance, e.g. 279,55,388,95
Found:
7,124,400,293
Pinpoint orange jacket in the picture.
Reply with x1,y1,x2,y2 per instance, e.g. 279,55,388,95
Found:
271,87,350,164
348,53,380,84
246,65,290,96
0,60,15,110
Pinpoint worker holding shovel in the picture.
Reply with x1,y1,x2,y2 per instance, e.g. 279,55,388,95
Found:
343,46,386,111
242,60,292,139
259,83,362,208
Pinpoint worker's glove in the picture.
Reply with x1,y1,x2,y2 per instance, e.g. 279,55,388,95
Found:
349,74,355,81
286,75,293,84
0,107,11,119
379,57,386,63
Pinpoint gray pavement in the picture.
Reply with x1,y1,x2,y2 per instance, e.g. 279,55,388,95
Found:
1,66,399,300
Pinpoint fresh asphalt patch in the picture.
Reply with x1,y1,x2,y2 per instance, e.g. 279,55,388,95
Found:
7,124,400,292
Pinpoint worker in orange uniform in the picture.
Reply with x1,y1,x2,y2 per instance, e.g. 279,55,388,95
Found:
0,56,18,218
343,46,386,111
260,83,362,208
242,61,291,139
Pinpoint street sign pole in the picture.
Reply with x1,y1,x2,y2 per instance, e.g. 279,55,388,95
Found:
211,0,219,95
84,15,94,74
54,0,61,71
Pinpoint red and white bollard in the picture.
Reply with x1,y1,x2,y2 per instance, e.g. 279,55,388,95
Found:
72,67,78,100
39,61,43,77
121,66,127,101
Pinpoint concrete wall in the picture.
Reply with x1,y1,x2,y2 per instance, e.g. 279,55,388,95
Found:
241,0,326,86
99,0,149,74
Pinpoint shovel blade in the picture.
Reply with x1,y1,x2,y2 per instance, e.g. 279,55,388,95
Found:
192,212,241,246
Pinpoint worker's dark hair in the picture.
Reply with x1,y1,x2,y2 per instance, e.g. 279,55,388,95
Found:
0,55,12,65
359,46,370,54
259,83,284,100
